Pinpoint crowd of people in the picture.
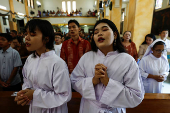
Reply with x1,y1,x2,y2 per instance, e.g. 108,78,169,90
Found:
38,9,97,17
0,18,169,113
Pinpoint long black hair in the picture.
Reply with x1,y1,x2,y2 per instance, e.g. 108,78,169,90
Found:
142,34,156,45
91,19,126,53
25,19,55,57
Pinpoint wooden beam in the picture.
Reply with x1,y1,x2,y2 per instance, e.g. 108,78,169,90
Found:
9,0,17,31
24,0,29,22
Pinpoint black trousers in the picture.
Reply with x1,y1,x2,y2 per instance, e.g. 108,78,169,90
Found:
2,82,22,91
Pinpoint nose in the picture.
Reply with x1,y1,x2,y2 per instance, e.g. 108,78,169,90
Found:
25,34,30,41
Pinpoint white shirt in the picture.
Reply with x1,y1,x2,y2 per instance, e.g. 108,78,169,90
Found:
139,53,169,93
22,51,71,113
54,43,62,56
70,50,144,113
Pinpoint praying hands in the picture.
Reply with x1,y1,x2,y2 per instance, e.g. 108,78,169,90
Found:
14,89,34,106
92,63,109,86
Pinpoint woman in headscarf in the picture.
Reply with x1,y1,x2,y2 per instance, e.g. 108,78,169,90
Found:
139,39,169,93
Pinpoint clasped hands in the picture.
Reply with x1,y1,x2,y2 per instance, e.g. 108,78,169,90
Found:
14,89,34,106
153,75,165,82
92,63,109,86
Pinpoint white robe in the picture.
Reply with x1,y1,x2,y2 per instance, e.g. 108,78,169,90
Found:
70,50,144,113
22,51,72,113
139,53,169,93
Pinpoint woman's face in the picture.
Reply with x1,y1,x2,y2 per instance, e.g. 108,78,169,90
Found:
123,32,131,41
93,23,115,50
152,44,165,58
146,36,153,45
25,28,45,52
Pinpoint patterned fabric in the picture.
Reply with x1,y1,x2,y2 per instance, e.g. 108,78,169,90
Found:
60,37,91,74
124,42,138,61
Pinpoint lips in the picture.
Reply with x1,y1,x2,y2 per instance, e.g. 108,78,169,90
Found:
98,37,105,42
25,42,31,47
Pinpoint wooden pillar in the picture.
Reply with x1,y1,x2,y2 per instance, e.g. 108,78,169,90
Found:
9,0,17,31
24,0,29,22
127,0,155,51
110,0,122,32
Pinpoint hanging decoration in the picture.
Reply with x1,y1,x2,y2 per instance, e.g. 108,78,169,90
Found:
0,10,32,19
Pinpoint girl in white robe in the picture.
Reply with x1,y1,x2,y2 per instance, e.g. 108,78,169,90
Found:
14,19,72,113
70,19,144,113
139,39,169,93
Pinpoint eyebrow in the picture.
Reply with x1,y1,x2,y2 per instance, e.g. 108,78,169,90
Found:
95,26,109,31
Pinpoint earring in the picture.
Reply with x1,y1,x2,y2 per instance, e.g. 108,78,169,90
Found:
114,39,116,46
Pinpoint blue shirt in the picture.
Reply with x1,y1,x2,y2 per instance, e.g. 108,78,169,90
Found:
0,47,22,86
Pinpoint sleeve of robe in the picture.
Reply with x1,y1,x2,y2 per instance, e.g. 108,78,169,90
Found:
99,59,144,108
33,62,71,108
22,56,33,90
23,58,72,108
139,58,149,79
70,58,96,100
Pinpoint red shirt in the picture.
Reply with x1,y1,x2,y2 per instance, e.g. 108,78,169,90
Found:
60,37,91,74
124,42,138,61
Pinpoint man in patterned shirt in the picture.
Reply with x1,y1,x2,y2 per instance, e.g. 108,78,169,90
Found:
60,20,91,75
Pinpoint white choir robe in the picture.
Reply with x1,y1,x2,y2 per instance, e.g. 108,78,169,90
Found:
70,50,144,113
139,53,169,93
22,51,72,113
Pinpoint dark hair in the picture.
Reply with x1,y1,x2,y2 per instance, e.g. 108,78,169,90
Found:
122,31,132,42
13,36,22,44
0,33,13,42
152,41,166,49
142,34,156,45
68,19,80,27
55,33,63,39
160,28,169,33
25,19,55,57
91,19,126,53
11,30,17,35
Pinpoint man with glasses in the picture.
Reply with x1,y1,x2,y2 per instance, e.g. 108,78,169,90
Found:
54,33,63,56
60,20,91,75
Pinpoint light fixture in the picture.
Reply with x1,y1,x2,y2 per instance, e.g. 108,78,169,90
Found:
17,12,25,16
0,5,7,10
36,1,41,5
84,25,87,27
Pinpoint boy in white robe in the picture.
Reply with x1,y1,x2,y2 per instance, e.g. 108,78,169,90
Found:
139,39,169,93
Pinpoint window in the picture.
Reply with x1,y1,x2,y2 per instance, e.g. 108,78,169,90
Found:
67,1,71,14
62,1,76,14
155,0,163,9
62,1,66,12
17,0,24,3
72,1,76,12
169,0,170,5
28,0,34,8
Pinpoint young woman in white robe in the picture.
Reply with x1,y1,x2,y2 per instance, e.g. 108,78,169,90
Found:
70,19,144,113
14,19,72,113
139,39,169,93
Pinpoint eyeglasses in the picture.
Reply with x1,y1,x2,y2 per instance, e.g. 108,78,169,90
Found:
154,49,167,53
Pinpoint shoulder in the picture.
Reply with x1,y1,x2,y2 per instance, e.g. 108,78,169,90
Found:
131,42,136,46
118,52,135,61
78,51,94,62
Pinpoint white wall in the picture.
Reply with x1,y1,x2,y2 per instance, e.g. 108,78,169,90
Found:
13,0,26,14
37,17,97,25
0,0,10,10
40,0,96,16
